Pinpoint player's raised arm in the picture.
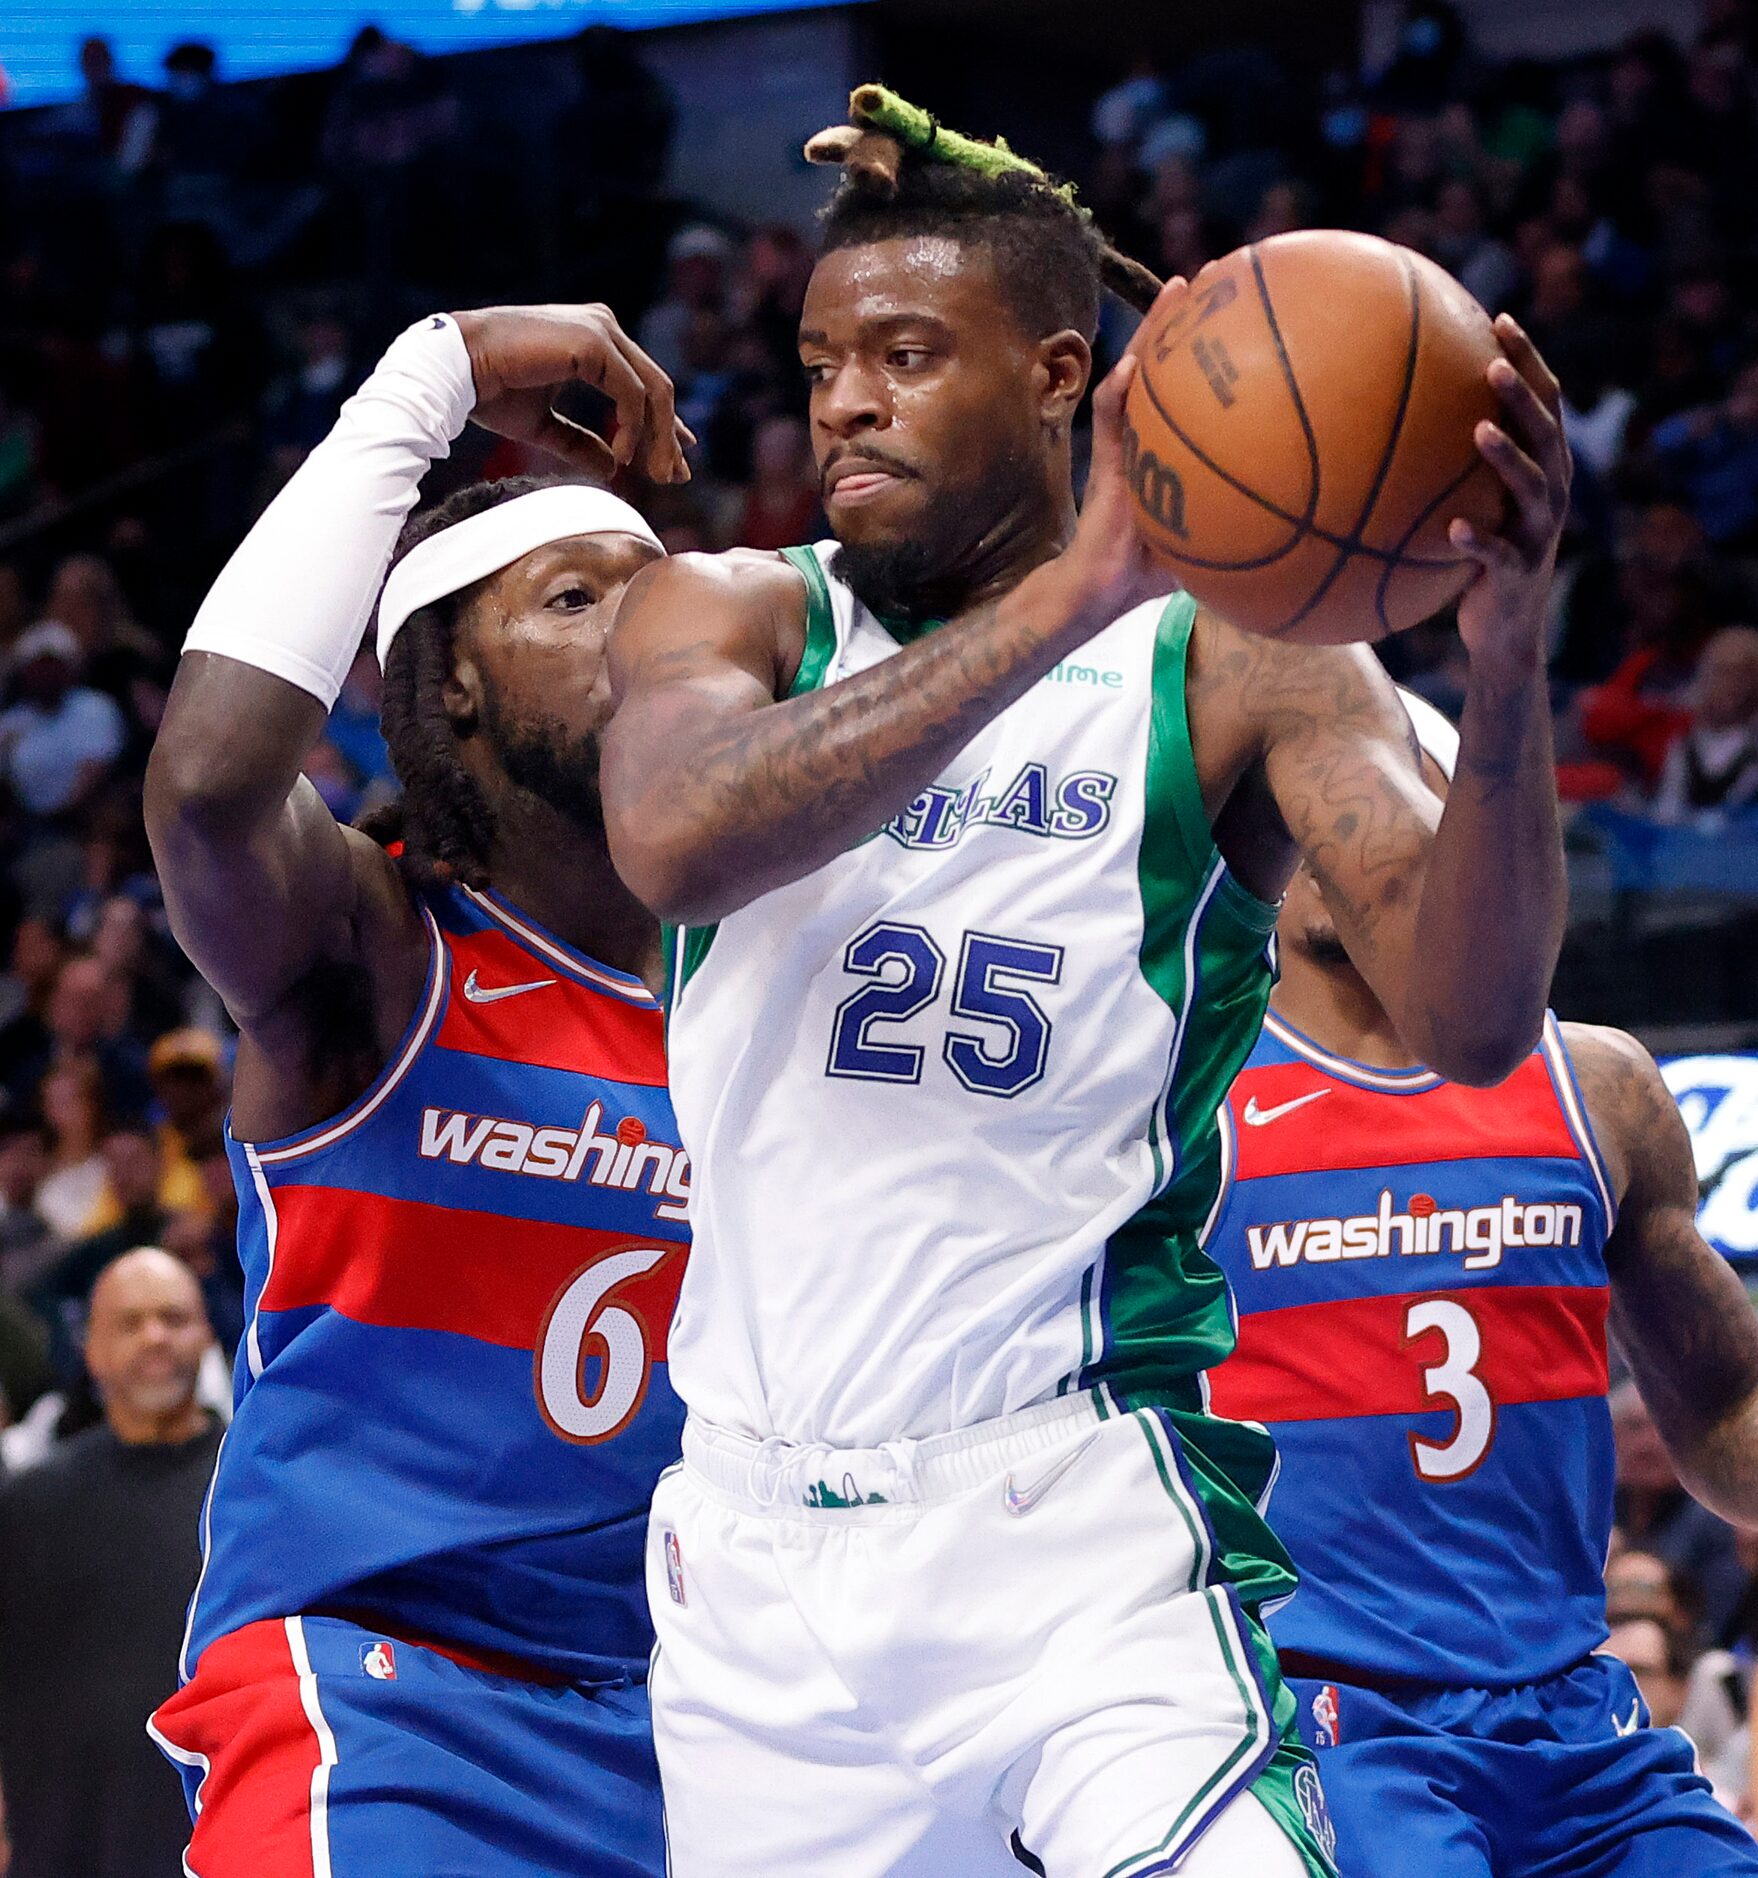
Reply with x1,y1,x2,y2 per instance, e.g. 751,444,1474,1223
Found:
1573,1024,1758,1529
1248,316,1569,1086
149,302,687,1027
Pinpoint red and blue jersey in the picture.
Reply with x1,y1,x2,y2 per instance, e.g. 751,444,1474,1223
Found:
181,884,689,1688
1206,1009,1617,1689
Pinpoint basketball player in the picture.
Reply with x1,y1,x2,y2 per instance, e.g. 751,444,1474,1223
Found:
1207,692,1758,1876
596,94,1570,1876
143,305,692,1875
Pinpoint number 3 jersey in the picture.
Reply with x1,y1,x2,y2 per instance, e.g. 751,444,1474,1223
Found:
180,884,690,1687
1206,1010,1618,1688
664,544,1281,1478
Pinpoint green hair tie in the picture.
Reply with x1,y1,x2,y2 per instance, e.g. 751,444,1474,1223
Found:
847,84,1080,206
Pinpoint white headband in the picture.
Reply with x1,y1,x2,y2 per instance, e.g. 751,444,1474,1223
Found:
1396,685,1460,780
376,483,663,667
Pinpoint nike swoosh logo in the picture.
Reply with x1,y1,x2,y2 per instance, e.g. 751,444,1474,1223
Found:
1004,1430,1100,1517
463,968,557,1005
1614,1699,1641,1737
1243,1090,1330,1127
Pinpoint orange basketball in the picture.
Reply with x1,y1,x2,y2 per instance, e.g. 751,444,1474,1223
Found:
1121,229,1507,644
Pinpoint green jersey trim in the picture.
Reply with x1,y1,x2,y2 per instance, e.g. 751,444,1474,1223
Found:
1146,593,1215,880
779,544,841,698
665,547,841,1010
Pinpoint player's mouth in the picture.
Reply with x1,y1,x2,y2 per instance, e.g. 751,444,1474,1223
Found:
823,453,917,508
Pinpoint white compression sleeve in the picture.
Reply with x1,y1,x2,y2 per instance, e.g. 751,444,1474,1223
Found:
181,315,477,710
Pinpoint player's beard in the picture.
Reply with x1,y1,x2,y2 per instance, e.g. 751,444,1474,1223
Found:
830,454,1036,626
481,688,605,831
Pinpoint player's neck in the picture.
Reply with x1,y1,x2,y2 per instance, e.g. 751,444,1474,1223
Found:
485,794,661,990
1270,960,1419,1072
899,480,1077,620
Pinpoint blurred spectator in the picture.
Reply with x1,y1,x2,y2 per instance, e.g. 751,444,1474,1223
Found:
1650,626,1758,823
37,1126,182,1308
146,41,259,246
40,552,169,745
1607,1545,1693,1633
0,954,149,1116
90,892,184,1039
640,224,733,383
1614,1382,1749,1637
0,1107,57,1296
0,623,127,821
32,1057,110,1241
733,416,824,551
57,36,155,173
0,916,66,1038
1605,1616,1693,1729
321,29,462,297
734,226,815,381
0,1248,217,1878
260,302,355,471
1649,358,1758,550
147,1029,226,1183
158,1130,244,1357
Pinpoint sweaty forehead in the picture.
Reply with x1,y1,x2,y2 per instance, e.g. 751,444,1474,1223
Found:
802,236,1012,339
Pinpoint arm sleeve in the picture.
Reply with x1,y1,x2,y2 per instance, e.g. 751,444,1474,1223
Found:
181,315,477,710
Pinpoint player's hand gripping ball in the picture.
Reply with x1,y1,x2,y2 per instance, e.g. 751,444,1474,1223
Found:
1121,230,1508,644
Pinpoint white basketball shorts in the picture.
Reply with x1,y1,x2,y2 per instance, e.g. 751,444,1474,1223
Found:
645,1391,1336,1876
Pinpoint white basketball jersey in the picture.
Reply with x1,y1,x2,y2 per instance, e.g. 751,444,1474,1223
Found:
661,542,1278,1447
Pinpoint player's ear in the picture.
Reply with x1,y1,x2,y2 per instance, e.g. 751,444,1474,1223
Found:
441,650,483,736
1035,330,1092,436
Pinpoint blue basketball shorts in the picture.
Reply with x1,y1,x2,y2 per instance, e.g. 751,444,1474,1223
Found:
1285,1650,1758,1876
150,1614,664,1877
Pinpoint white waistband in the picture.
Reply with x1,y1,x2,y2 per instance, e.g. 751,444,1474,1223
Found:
680,1392,1107,1515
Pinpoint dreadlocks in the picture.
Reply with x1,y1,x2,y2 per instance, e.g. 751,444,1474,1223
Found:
365,475,555,892
807,84,1163,339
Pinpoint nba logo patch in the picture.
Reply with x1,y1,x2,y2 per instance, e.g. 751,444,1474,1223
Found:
663,1529,687,1607
360,1640,398,1681
1311,1683,1340,1749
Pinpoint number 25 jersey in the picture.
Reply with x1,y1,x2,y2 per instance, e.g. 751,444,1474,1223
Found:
1206,1010,1617,1688
662,543,1281,1466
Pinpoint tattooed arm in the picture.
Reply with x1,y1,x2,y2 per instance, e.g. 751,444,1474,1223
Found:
602,327,1185,925
1573,1023,1758,1528
1231,314,1569,1085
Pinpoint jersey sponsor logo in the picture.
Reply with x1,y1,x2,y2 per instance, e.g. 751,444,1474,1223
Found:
1043,659,1124,690
884,763,1117,852
1311,1683,1340,1748
360,1640,397,1680
1242,1089,1329,1126
417,1100,690,1221
462,967,556,1004
1245,1187,1582,1274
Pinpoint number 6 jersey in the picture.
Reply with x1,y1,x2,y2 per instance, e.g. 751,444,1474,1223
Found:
663,545,1284,1541
1206,1009,1617,1687
180,883,689,1687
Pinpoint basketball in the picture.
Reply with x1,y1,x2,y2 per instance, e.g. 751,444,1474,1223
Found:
1121,229,1509,644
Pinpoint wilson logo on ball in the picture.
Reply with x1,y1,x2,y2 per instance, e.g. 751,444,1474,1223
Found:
1121,418,1188,538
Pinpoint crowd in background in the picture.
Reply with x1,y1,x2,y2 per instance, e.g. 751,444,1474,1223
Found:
0,0,1754,1866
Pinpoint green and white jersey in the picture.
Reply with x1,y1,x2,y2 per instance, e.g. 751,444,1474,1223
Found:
664,541,1281,1458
